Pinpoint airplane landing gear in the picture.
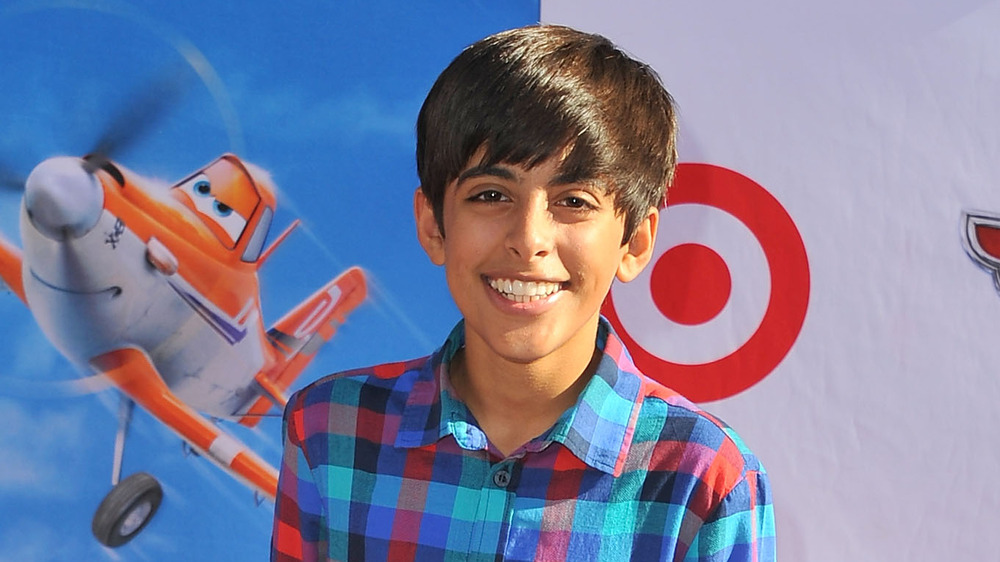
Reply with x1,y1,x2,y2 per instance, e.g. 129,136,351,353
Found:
91,472,163,547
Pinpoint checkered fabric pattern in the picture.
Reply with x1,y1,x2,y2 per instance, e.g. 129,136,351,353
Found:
271,319,776,561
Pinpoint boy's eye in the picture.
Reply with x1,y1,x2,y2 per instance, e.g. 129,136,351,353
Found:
470,189,507,203
560,195,595,210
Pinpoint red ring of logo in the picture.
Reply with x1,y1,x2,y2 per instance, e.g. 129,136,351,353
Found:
602,163,810,402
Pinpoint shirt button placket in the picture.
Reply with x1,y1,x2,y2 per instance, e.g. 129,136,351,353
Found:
469,462,515,557
492,467,511,488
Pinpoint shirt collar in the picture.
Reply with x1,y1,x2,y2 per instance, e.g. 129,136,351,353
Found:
395,317,644,476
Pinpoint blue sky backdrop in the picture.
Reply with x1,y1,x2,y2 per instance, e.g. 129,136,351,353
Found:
0,1,538,559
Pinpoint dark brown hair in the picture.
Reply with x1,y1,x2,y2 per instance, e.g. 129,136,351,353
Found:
416,24,678,243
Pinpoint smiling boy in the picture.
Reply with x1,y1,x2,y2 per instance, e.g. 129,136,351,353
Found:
272,25,775,562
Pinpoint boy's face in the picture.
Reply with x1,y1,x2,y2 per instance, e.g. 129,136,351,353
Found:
415,152,657,367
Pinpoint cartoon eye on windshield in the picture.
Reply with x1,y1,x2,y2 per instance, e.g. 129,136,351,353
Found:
193,179,211,196
213,201,232,216
178,174,248,246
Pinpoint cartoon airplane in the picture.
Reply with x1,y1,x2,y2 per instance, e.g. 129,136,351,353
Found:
0,153,366,547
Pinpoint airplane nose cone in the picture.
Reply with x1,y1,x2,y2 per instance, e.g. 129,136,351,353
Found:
24,157,105,241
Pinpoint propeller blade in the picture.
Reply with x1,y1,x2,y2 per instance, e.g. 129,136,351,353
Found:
0,174,25,192
86,64,196,171
0,372,113,399
0,158,26,191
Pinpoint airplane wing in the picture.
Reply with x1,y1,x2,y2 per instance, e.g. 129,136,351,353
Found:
239,266,367,427
91,347,279,499
0,235,25,303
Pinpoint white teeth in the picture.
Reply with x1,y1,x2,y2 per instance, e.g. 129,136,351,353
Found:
488,278,562,302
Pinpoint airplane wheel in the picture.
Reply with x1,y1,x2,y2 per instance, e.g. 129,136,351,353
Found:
91,472,163,547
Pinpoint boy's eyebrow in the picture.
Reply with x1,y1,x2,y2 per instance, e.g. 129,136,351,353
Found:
456,165,516,184
550,172,586,187
455,165,586,188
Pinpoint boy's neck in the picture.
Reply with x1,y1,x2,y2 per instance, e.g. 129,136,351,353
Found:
449,320,602,458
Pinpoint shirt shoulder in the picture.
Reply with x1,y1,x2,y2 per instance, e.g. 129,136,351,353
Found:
295,354,427,401
630,377,767,507
282,355,431,447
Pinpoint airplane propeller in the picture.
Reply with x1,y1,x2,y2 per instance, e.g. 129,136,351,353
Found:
0,64,196,192
84,64,195,173
0,157,26,191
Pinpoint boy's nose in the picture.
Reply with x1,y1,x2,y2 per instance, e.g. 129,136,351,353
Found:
506,201,554,259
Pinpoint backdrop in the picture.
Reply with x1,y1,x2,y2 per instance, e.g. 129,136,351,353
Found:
2,1,996,561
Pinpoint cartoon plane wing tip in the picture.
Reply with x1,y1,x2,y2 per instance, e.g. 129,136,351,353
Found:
0,234,26,303
268,265,367,343
238,266,367,426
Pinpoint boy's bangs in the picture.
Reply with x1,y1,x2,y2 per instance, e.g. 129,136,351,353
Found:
469,99,605,187
476,131,597,184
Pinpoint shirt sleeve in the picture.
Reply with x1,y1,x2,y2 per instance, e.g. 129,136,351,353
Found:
271,397,326,562
683,468,776,562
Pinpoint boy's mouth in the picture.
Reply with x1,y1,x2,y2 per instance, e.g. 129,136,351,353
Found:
487,277,563,303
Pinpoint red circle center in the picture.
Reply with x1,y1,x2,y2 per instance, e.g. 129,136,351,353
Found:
650,243,731,325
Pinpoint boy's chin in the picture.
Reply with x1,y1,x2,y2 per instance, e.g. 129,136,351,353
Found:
468,315,602,367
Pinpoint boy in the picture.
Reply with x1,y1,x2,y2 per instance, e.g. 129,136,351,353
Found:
272,25,775,561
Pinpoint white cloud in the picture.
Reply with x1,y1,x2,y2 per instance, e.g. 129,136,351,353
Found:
0,520,71,562
233,76,417,145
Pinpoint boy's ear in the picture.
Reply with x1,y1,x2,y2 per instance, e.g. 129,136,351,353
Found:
414,187,446,266
617,206,659,283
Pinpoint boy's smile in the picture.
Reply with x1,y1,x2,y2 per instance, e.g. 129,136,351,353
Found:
415,153,657,371
486,277,563,303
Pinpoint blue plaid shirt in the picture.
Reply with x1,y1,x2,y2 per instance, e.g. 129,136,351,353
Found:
272,319,776,561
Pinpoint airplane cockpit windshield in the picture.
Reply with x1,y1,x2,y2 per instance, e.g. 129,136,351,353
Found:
241,206,272,263
171,158,263,253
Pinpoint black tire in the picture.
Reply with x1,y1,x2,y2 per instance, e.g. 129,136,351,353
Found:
91,472,163,547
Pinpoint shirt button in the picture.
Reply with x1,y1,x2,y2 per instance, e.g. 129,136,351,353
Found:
492,468,511,488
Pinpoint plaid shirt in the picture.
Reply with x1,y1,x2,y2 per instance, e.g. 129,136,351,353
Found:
271,319,776,561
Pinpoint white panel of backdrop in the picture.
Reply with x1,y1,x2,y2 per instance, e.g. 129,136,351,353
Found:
542,1,1000,560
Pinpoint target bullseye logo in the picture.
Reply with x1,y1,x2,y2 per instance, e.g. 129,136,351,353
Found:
651,244,730,325
602,163,810,402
